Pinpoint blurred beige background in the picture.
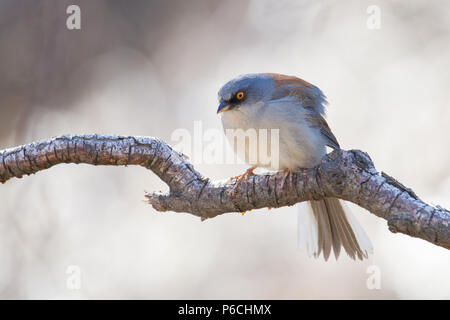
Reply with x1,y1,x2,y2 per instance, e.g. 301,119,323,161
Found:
0,0,449,299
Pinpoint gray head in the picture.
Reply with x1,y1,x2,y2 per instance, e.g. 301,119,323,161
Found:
217,73,274,114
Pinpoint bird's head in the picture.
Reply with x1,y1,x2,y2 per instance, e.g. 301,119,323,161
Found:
217,73,326,116
216,73,274,114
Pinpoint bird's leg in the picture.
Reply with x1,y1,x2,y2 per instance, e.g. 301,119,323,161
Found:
230,166,257,201
228,166,256,184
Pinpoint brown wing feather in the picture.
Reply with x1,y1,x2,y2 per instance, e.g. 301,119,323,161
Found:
267,73,328,116
267,73,314,88
268,74,317,110
266,73,338,148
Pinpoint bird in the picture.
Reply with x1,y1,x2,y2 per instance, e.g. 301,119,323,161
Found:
216,73,373,261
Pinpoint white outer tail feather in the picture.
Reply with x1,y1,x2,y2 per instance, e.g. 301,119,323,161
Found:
297,200,373,260
297,203,319,257
342,202,374,257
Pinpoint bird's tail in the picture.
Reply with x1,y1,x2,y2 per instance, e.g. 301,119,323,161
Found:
297,198,373,261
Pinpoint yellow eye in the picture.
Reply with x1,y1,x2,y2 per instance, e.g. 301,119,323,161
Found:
236,91,245,100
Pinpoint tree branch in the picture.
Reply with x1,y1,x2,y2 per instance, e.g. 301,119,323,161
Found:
0,134,449,250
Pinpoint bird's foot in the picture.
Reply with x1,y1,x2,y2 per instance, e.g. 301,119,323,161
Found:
228,166,256,182
229,166,256,183
230,166,257,201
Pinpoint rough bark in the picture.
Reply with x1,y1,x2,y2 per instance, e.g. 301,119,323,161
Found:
0,134,449,250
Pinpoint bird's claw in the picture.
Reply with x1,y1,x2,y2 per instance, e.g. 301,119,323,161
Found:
230,166,256,202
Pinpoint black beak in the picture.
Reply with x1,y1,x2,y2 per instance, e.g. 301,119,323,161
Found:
217,100,231,114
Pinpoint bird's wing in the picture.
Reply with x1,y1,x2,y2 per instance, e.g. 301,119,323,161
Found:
267,73,339,149
304,113,340,150
267,73,327,115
